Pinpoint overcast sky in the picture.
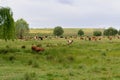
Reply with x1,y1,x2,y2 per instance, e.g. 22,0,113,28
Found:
0,0,120,29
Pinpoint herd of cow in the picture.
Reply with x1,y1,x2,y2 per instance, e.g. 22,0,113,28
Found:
32,35,120,41
21,35,120,53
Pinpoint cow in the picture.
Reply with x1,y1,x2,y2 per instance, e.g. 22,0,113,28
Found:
80,37,84,40
108,36,112,40
67,39,73,45
31,45,44,52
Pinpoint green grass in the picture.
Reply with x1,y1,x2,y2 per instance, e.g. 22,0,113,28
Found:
0,38,120,80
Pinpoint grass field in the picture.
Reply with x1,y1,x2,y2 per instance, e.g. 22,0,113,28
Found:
0,35,120,80
30,28,105,36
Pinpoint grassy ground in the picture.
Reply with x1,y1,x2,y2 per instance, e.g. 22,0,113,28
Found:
0,37,120,80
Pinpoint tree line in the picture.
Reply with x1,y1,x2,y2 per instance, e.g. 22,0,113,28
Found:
53,26,120,37
0,7,29,41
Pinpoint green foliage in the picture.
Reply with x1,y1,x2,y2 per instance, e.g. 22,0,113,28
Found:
103,27,118,36
78,29,84,36
53,26,64,36
0,7,15,41
93,31,102,36
118,30,120,35
15,18,29,39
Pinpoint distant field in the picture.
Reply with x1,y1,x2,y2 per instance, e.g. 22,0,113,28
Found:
30,28,104,36
30,28,53,34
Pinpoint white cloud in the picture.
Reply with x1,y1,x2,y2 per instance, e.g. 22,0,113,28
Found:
0,0,120,29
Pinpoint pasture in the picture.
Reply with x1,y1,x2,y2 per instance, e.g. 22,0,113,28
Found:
30,28,104,36
0,28,120,80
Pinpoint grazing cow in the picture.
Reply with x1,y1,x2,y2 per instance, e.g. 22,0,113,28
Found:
91,36,97,41
31,45,44,52
33,35,44,40
34,36,38,40
98,36,103,41
108,36,112,40
98,37,102,40
67,39,73,45
87,36,91,41
80,37,84,40
38,36,43,40
65,37,68,39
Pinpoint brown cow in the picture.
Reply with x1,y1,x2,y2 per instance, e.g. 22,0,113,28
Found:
80,37,84,40
31,45,44,52
108,36,112,40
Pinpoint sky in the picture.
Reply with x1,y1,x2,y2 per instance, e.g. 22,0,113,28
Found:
0,0,120,29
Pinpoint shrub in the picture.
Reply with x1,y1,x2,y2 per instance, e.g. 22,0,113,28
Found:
93,31,102,36
78,29,84,36
53,26,64,36
103,27,118,36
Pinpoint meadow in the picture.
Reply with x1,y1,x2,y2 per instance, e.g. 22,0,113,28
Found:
29,28,104,36
0,28,120,80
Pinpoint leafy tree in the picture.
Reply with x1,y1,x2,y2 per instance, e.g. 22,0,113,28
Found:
78,29,84,36
15,18,29,39
53,26,64,36
0,7,15,41
93,31,102,36
118,30,120,35
103,27,118,36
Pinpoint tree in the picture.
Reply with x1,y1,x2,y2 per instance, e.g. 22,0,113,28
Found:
103,27,118,36
78,29,84,36
53,26,64,36
0,7,15,41
118,30,120,35
15,18,29,39
93,31,102,36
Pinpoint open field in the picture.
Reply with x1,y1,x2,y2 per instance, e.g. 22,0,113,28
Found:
30,28,105,36
0,36,120,80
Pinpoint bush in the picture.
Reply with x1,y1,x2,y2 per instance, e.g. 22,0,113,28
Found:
78,29,84,36
103,27,118,36
53,26,64,36
93,31,102,36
